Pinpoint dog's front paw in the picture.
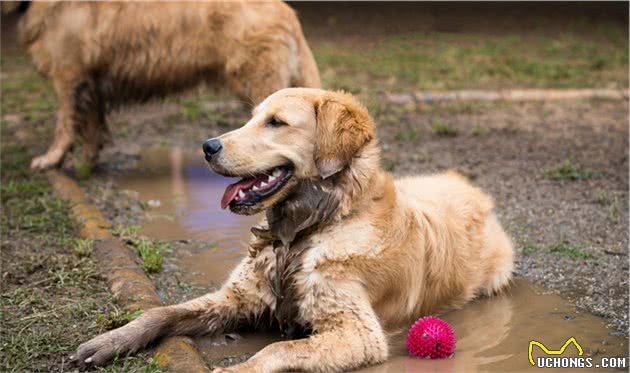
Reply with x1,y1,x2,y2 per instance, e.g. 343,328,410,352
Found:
71,330,127,368
30,152,62,170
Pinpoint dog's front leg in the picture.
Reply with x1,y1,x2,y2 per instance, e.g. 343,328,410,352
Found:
31,77,79,170
74,259,269,367
215,282,388,373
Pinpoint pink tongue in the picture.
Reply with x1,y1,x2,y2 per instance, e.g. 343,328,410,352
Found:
220,178,259,209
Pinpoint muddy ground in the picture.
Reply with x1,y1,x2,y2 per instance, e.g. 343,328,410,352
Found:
1,3,628,372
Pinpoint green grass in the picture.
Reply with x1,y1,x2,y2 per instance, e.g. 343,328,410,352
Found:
73,238,94,258
0,140,158,371
314,25,628,93
0,65,55,123
113,224,143,239
394,127,421,141
522,242,542,256
176,95,233,128
432,120,458,137
545,160,594,181
520,241,592,258
129,238,172,274
548,242,592,258
96,307,144,331
98,355,164,373
179,98,206,121
74,158,93,180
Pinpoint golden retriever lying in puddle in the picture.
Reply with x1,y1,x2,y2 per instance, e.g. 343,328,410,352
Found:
74,89,513,372
20,1,319,170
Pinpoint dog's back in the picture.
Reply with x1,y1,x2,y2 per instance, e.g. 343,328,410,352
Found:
19,1,320,104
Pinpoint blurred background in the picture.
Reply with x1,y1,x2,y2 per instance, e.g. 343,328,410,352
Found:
294,2,628,92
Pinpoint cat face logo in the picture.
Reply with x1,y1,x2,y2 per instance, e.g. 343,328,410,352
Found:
528,337,583,366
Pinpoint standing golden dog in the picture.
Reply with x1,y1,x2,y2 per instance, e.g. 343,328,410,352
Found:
19,1,320,169
74,89,514,372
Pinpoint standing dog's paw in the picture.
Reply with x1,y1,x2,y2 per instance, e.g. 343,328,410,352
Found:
30,153,62,170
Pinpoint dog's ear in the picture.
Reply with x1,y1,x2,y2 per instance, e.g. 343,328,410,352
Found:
314,93,375,179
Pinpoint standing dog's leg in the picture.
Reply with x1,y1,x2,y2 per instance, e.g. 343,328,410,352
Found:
214,282,389,373
31,77,80,170
76,81,109,166
74,258,270,367
80,111,110,167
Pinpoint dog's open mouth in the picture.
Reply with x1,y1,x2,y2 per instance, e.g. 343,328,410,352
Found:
220,165,293,210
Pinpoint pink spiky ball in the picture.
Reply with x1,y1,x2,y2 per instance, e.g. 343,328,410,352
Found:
407,316,456,359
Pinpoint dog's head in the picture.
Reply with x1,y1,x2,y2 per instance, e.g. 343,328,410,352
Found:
203,88,376,216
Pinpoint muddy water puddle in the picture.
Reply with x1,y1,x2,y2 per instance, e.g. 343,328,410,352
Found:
364,280,628,373
117,148,627,372
116,147,259,286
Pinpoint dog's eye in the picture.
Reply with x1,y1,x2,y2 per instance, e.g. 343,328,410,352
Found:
266,117,287,128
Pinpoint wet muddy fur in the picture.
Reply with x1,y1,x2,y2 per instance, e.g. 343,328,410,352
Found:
21,1,320,169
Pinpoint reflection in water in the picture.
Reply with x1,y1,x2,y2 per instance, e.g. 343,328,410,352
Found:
118,147,259,248
117,148,628,373
117,147,259,286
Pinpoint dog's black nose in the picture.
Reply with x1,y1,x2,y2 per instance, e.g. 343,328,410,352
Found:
203,138,223,159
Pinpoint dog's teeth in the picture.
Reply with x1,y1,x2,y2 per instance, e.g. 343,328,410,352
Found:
260,181,268,188
238,190,245,198
272,168,282,177
268,175,277,182
252,185,260,191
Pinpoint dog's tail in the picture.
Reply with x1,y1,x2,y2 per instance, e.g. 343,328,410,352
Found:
292,17,321,89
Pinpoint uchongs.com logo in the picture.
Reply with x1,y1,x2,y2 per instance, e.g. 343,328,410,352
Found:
528,337,627,369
